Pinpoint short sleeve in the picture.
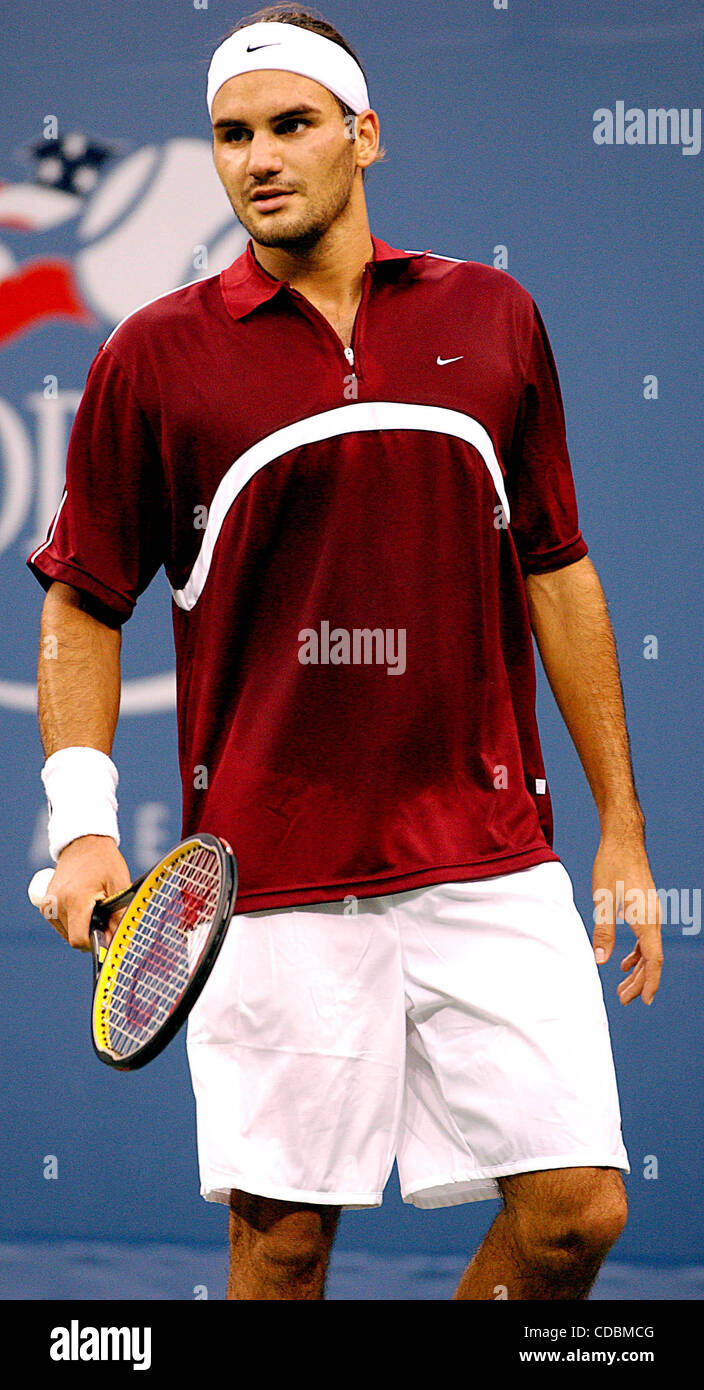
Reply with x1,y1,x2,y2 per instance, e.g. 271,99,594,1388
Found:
27,345,167,621
506,298,588,575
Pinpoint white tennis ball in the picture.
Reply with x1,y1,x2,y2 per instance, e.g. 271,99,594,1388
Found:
28,867,54,907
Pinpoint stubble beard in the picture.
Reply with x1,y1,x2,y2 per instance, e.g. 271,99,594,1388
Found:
231,143,357,251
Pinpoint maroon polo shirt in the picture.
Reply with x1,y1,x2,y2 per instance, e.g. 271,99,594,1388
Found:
29,235,587,910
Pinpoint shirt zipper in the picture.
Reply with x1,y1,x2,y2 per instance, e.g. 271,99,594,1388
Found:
348,264,372,382
287,264,372,387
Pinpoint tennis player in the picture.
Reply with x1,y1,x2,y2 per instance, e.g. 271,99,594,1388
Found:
28,5,663,1300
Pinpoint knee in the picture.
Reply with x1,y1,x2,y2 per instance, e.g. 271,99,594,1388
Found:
255,1209,333,1276
229,1194,338,1279
514,1174,628,1275
586,1181,628,1253
549,1193,626,1269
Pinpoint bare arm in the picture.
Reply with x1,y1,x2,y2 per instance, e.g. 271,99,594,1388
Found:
37,581,131,949
525,555,663,1005
39,581,122,755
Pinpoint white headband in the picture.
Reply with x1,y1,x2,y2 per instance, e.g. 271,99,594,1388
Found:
206,21,370,118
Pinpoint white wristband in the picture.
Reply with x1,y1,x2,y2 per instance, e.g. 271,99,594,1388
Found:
41,746,120,862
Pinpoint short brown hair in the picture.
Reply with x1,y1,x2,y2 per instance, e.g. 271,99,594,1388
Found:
218,5,385,173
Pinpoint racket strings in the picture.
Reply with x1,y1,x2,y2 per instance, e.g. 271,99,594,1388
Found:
98,846,223,1056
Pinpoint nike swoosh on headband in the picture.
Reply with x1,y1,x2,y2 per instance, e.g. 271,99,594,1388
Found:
207,25,370,118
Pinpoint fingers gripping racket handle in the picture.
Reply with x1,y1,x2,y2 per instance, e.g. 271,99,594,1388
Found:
28,868,143,980
88,879,145,981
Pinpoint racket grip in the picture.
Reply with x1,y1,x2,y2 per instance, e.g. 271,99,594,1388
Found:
28,867,55,907
90,925,109,976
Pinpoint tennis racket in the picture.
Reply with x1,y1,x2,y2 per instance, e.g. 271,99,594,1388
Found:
28,833,237,1071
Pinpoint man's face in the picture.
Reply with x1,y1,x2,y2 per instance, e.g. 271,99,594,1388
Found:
211,70,358,250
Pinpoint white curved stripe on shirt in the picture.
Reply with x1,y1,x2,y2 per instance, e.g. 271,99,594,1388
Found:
171,402,510,612
28,488,68,563
102,274,218,347
403,248,467,263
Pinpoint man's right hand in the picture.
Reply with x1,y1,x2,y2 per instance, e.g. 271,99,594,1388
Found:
38,835,132,952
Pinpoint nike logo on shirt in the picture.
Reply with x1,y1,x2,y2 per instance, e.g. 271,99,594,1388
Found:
437,355,465,366
247,42,280,51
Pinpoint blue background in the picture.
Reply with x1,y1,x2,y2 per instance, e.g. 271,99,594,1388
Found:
1,0,702,1288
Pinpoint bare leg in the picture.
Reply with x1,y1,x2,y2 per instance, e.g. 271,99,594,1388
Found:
227,1190,341,1301
453,1167,627,1300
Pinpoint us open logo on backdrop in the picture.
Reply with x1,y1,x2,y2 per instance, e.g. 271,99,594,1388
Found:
0,132,247,715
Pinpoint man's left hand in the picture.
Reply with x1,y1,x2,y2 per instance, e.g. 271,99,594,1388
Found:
591,836,663,1005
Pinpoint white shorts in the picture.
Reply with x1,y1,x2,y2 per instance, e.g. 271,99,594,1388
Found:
186,860,629,1210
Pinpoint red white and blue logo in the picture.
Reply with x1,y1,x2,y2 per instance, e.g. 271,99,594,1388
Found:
0,129,246,714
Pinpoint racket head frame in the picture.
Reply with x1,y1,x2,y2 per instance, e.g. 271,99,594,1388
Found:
89,833,237,1071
